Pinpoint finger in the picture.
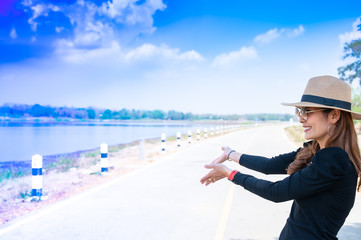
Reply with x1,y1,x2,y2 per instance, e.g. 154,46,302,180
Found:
204,179,212,186
211,157,221,164
204,163,216,169
200,173,212,183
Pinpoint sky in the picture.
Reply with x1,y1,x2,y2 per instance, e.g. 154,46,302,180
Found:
0,0,361,115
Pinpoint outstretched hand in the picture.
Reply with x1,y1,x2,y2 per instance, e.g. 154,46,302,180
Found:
200,163,232,186
211,146,233,164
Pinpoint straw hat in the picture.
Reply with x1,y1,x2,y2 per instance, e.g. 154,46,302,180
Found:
282,75,361,120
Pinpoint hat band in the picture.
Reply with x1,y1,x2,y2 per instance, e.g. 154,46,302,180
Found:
301,94,351,110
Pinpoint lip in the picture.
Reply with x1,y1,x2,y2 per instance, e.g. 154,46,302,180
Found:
303,125,311,132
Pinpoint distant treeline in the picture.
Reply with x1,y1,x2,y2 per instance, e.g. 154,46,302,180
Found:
0,104,294,122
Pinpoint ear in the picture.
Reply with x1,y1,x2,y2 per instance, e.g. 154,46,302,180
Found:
329,109,341,124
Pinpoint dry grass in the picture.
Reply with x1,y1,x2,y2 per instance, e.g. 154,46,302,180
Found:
284,125,306,147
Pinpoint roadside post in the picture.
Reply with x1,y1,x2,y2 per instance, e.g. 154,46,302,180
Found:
161,133,166,152
31,154,43,199
176,132,181,148
100,143,109,173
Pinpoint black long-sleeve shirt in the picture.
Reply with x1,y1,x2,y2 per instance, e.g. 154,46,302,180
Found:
231,147,358,240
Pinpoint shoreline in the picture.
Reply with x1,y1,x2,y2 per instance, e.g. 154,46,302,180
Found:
0,117,251,125
0,120,257,163
0,137,158,170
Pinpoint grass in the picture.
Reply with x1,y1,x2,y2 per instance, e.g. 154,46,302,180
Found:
83,151,98,158
284,125,305,146
109,145,127,153
47,156,78,173
0,168,30,183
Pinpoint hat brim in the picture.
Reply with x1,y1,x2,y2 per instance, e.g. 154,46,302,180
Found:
281,101,361,120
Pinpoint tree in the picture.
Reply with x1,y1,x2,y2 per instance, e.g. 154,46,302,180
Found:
338,19,361,85
101,109,112,119
87,108,96,119
151,110,166,119
167,110,184,120
29,104,54,117
119,108,131,120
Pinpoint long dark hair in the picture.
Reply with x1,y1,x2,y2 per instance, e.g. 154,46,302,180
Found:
287,110,361,191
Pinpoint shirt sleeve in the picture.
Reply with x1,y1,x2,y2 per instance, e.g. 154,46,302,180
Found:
239,149,300,175
233,147,350,203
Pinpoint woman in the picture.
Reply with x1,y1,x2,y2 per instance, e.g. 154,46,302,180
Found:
200,75,361,239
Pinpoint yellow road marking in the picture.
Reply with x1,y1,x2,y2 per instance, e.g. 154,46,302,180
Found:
214,129,260,240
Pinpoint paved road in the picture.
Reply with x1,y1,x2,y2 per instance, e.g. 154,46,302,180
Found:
0,125,360,240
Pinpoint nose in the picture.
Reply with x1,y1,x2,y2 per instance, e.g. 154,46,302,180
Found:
298,116,305,123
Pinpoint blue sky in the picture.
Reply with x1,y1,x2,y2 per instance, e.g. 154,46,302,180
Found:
0,0,361,115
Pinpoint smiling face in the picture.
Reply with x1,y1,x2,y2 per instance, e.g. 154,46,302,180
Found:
298,107,340,148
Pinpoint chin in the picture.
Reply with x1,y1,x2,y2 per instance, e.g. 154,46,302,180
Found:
304,134,312,141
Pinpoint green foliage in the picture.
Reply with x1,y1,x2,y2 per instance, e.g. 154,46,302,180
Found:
83,151,99,158
48,156,77,172
87,108,96,119
0,103,294,122
352,87,361,113
338,18,361,85
151,110,166,119
101,109,112,119
29,104,56,117
19,191,31,199
167,110,185,120
0,168,29,182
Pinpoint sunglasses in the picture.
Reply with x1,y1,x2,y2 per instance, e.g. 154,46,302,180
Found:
295,107,326,120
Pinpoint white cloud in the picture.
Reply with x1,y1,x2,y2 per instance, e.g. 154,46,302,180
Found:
10,28,17,39
124,44,204,62
212,46,258,67
56,41,204,64
55,27,64,33
22,0,166,50
64,0,165,49
287,25,305,38
254,28,285,44
254,25,305,44
100,0,166,25
339,16,361,45
27,3,60,31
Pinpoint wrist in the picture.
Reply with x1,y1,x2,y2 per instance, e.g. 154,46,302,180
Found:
228,170,239,181
227,150,236,161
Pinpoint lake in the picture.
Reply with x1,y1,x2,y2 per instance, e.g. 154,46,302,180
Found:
0,121,224,162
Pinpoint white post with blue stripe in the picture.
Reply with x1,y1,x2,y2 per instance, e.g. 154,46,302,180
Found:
100,143,109,173
204,128,208,139
161,133,166,152
210,127,214,136
196,129,200,141
216,126,219,135
176,132,181,148
31,154,43,198
188,130,192,144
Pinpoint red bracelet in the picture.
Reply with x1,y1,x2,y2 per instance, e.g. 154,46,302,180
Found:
228,170,239,181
